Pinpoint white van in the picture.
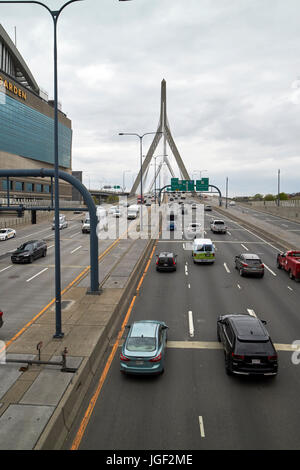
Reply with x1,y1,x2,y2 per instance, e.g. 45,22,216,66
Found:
192,238,215,264
52,214,68,230
127,204,139,220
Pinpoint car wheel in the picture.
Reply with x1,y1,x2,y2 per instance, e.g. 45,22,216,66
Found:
225,353,232,375
239,268,244,277
260,272,264,278
217,330,221,342
43,250,47,257
276,261,281,269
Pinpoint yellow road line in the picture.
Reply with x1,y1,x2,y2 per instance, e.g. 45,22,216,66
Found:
70,237,159,450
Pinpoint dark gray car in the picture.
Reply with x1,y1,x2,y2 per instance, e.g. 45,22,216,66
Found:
235,253,264,277
11,240,47,264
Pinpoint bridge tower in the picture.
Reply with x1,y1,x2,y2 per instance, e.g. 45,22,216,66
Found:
130,79,190,196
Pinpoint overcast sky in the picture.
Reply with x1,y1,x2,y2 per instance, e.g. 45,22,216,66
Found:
1,0,300,196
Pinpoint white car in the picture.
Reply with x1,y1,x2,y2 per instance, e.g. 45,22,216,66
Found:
109,206,118,215
0,228,16,241
184,223,202,239
113,210,121,218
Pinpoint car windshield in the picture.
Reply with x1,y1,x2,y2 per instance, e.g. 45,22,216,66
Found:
18,243,33,251
159,257,173,265
245,259,261,266
0,230,7,233
195,244,212,252
236,341,274,355
214,221,224,225
126,336,156,352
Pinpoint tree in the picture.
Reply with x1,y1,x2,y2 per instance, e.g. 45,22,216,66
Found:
264,194,275,201
279,192,288,200
253,194,264,201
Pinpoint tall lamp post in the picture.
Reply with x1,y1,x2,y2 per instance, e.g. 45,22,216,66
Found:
153,155,167,204
0,0,83,338
118,132,162,230
122,170,131,192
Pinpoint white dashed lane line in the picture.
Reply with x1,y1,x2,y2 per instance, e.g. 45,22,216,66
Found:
188,311,194,338
263,264,277,277
223,262,230,273
26,268,48,283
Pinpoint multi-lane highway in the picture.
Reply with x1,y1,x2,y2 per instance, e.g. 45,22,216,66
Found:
65,199,300,450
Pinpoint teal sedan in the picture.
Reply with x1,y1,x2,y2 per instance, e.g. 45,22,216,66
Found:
120,320,168,375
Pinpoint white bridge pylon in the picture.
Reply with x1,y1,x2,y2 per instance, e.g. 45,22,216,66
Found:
130,79,191,196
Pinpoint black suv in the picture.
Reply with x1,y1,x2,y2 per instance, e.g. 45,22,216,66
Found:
235,253,264,278
11,240,47,264
217,314,278,376
156,252,177,272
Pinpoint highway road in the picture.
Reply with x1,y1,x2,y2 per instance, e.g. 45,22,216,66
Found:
0,202,137,341
66,199,300,450
229,202,300,238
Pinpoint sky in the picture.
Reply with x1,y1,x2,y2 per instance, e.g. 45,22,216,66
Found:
1,0,300,197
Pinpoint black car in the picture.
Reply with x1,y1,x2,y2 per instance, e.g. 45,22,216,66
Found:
0,310,3,328
156,252,177,272
235,253,264,277
217,314,278,376
11,240,47,264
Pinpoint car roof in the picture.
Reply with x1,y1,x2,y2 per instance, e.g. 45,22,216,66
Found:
194,238,212,244
241,253,261,259
158,252,174,257
228,315,269,341
130,321,159,338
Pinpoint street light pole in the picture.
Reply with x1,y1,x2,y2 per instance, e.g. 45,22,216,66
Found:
118,132,162,230
0,0,83,338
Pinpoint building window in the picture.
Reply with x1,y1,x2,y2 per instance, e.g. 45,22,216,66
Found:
2,180,13,190
26,183,34,192
43,185,50,193
15,181,24,191
36,184,43,192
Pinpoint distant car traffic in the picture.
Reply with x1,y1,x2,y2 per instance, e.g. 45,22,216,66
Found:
217,314,278,376
210,219,227,234
235,253,264,278
156,252,177,272
52,214,68,230
204,205,212,211
120,320,168,375
11,240,47,264
184,222,202,239
0,228,16,241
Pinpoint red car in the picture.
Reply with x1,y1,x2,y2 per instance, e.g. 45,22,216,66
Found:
277,250,300,281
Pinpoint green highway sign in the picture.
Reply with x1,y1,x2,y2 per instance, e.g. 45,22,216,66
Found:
171,178,179,190
113,185,121,189
196,178,209,191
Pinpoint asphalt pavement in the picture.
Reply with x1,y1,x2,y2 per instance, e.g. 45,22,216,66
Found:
66,200,300,450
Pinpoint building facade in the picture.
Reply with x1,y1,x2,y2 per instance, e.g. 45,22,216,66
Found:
0,24,72,201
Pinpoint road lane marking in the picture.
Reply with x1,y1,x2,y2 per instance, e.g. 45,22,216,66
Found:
166,341,300,351
247,308,257,317
199,416,205,438
188,311,194,337
48,244,54,249
188,283,191,288
227,231,231,236
241,244,248,251
70,245,82,254
0,265,13,273
287,286,293,291
70,236,160,451
69,231,82,238
26,268,48,283
223,262,230,273
185,265,188,276
237,283,241,289
263,264,276,276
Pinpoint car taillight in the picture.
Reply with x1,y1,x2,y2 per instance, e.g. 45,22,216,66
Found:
268,355,277,361
120,353,130,362
260,264,264,268
156,260,159,265
173,259,176,265
0,311,3,317
150,353,162,362
241,263,248,267
232,353,244,360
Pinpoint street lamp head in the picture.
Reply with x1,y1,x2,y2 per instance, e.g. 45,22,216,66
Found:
119,133,124,135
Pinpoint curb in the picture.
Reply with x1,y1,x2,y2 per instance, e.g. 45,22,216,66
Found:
34,235,156,450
